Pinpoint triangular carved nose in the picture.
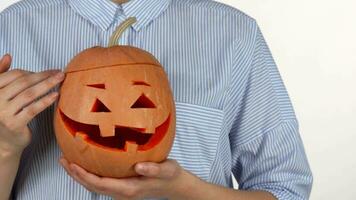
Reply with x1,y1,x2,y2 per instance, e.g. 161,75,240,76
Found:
91,98,111,112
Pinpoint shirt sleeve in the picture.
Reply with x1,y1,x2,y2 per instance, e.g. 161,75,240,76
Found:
229,25,313,200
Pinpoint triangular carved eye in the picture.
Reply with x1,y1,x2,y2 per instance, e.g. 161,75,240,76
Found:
87,84,106,89
91,98,111,112
132,81,150,86
131,94,156,109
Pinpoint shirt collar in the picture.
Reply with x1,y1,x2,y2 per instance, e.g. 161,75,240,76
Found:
68,0,172,31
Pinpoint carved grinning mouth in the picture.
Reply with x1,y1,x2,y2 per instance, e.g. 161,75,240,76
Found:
59,110,170,152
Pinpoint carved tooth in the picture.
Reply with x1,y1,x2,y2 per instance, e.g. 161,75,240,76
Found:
75,131,89,152
125,142,138,153
98,121,115,137
142,126,155,134
75,131,87,140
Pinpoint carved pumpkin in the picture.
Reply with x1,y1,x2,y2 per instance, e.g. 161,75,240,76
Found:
54,18,175,178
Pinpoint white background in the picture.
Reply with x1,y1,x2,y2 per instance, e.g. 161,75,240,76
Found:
1,0,356,199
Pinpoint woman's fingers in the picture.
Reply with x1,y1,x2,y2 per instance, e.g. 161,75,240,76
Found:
1,69,60,100
0,54,12,74
60,158,116,196
9,72,64,115
135,160,181,179
69,164,120,193
0,55,24,90
59,158,97,193
0,69,30,89
15,92,59,126
68,162,142,198
59,158,188,200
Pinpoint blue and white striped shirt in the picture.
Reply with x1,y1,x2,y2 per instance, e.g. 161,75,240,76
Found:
0,0,313,199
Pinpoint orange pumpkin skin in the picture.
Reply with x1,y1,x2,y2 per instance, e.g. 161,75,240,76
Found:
54,46,176,178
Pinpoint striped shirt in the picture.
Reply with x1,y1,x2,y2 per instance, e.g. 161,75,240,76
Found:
0,0,313,199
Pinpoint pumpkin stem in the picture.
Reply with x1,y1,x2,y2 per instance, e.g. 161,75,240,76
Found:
108,17,137,47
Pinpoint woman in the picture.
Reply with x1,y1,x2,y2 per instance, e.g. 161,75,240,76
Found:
0,0,312,199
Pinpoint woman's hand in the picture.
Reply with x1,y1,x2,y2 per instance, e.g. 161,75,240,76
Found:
0,54,64,156
60,157,277,200
60,157,202,200
0,54,65,200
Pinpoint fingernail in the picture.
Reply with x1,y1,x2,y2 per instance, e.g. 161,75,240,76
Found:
59,159,65,166
59,157,65,163
69,164,75,171
137,164,147,173
51,92,59,98
0,54,9,63
55,72,65,79
71,166,80,175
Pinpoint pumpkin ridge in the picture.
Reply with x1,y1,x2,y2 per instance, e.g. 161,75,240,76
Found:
65,63,162,73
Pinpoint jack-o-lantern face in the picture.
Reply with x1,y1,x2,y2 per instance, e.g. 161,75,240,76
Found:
54,46,176,178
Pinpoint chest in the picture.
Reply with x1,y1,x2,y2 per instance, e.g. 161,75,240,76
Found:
3,22,234,181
